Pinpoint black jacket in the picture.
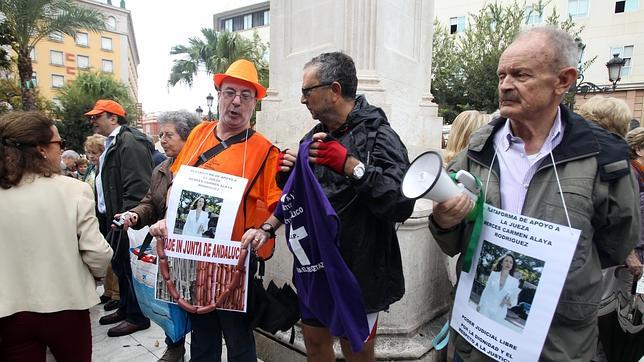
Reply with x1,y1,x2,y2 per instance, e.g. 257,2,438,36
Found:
100,126,154,220
290,95,415,313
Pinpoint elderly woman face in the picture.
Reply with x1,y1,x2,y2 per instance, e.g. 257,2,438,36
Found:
159,123,185,158
85,149,100,167
62,156,77,171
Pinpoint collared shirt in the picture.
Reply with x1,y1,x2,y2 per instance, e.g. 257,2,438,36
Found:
96,126,121,214
492,109,564,214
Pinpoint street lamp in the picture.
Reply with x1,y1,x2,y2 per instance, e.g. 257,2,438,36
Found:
206,93,214,120
195,106,203,119
569,51,625,97
606,54,626,91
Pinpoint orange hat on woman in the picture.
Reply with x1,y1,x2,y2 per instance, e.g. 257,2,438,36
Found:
213,59,267,100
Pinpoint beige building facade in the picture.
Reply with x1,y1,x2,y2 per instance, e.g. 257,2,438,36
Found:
213,1,270,44
30,0,140,105
434,0,644,121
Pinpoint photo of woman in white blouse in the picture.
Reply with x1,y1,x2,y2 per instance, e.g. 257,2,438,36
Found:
182,197,209,237
477,254,521,323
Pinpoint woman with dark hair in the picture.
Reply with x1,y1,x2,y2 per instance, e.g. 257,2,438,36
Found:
0,111,112,361
477,254,521,323
183,197,209,237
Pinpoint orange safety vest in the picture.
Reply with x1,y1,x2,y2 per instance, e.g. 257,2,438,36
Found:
171,121,280,260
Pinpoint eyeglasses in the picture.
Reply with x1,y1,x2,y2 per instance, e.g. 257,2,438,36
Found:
220,89,255,103
159,131,177,140
301,82,333,98
49,139,66,149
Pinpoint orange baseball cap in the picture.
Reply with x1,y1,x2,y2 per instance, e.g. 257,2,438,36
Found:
214,59,267,100
84,99,126,117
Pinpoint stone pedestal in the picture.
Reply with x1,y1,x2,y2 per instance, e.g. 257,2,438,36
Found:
257,200,451,360
255,0,449,360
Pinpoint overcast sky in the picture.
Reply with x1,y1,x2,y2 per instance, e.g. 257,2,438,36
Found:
126,0,260,114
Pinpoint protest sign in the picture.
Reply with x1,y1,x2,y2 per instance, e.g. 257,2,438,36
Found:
156,165,249,312
450,204,580,361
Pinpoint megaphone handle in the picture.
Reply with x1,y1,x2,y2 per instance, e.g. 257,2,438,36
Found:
457,183,478,203
455,170,480,195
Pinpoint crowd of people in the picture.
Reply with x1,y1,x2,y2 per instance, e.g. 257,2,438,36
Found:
0,24,642,362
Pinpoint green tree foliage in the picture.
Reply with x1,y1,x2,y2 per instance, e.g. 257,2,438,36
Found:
168,29,268,89
0,78,23,113
0,0,106,110
54,71,135,152
0,77,54,114
431,1,586,123
0,22,14,72
431,22,465,124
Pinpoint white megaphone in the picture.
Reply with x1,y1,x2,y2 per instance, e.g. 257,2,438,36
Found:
401,151,479,203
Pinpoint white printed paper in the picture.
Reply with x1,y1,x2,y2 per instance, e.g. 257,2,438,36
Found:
156,165,250,312
451,205,580,361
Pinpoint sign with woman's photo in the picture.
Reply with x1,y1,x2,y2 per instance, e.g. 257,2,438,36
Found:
158,165,249,312
450,205,580,361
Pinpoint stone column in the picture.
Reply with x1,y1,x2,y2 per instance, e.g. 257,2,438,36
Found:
258,0,441,157
256,0,449,360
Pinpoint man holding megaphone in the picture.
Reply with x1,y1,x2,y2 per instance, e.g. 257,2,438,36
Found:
428,26,639,362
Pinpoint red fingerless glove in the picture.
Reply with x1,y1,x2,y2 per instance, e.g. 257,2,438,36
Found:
314,139,348,174
276,149,288,172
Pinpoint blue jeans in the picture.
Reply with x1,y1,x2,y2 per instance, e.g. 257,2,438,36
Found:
189,310,256,362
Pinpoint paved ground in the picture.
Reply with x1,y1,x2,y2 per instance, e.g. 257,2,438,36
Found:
87,301,193,362
45,288,263,361
44,285,194,361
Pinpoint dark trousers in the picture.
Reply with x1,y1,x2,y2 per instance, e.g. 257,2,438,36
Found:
0,310,91,362
190,310,256,362
165,335,185,348
107,223,149,326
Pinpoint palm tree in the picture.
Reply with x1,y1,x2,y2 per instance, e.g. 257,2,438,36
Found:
0,0,106,110
168,28,268,89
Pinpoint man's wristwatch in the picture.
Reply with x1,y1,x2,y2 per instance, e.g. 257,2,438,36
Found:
260,223,276,238
352,161,365,180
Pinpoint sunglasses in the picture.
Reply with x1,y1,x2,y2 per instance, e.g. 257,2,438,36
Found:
49,139,66,149
89,113,105,121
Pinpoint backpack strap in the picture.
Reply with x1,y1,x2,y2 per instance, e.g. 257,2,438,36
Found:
192,128,256,167
242,145,277,226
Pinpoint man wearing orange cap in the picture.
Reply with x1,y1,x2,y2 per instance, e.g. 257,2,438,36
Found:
149,60,281,361
84,99,155,337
